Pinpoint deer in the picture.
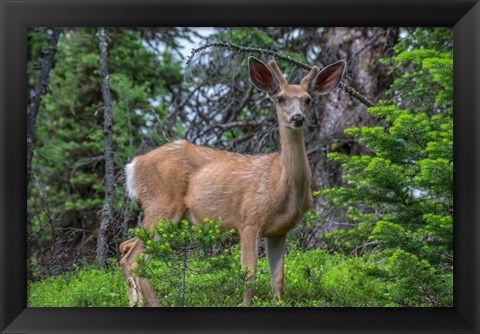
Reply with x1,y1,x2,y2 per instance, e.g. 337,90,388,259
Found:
119,56,346,307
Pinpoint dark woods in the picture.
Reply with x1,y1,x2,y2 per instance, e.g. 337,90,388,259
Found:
27,27,453,307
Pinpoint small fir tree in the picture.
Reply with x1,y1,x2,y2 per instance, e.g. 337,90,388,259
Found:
318,28,453,306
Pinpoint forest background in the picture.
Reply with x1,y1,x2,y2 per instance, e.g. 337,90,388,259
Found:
27,27,453,307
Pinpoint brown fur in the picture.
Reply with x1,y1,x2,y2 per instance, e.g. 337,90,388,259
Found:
120,58,345,306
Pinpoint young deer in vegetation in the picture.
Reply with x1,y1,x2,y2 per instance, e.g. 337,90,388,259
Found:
120,57,346,307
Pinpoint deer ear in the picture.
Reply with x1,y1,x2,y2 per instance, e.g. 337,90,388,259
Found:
248,57,278,94
309,60,346,96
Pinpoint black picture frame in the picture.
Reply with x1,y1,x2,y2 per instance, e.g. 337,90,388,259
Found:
1,0,479,333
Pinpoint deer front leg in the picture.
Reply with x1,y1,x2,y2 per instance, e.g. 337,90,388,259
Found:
240,226,260,307
119,238,160,307
266,234,286,300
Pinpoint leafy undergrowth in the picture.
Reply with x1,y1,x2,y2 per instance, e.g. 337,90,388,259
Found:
28,263,129,307
28,248,395,307
28,216,451,308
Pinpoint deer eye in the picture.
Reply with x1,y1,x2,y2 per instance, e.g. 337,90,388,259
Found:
276,96,286,104
304,97,311,105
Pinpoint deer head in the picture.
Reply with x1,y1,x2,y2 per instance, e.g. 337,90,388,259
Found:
248,57,346,129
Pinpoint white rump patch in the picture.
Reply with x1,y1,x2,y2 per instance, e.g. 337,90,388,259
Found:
125,159,138,201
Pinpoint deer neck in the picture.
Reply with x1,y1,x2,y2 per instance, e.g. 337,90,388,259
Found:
277,109,311,187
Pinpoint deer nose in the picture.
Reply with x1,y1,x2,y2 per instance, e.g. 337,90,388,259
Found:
291,114,305,127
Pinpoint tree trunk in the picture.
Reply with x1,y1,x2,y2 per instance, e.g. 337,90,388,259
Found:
27,28,59,185
308,27,399,233
96,27,116,268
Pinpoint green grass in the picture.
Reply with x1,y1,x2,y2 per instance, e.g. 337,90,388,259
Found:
28,248,388,307
28,263,129,307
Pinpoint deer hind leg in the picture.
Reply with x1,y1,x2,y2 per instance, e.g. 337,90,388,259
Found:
266,234,286,300
119,238,160,307
120,205,184,307
240,226,260,307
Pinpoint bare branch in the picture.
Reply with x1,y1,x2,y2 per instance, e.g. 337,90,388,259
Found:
187,41,375,108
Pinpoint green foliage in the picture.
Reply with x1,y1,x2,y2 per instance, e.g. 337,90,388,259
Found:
382,30,453,115
27,28,49,89
27,28,185,277
27,27,454,308
28,219,450,307
381,250,452,306
394,28,453,54
318,29,453,306
216,28,277,48
132,219,246,307
28,263,129,307
28,246,391,307
128,220,395,307
272,248,387,307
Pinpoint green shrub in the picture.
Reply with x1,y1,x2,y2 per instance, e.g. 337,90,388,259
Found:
132,219,247,307
132,219,390,307
317,29,453,307
281,248,387,307
28,244,428,307
28,263,129,307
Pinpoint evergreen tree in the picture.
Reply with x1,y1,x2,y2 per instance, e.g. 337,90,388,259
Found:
319,28,453,306
27,28,185,276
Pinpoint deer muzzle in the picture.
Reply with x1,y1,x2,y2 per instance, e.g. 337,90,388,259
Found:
290,114,305,128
